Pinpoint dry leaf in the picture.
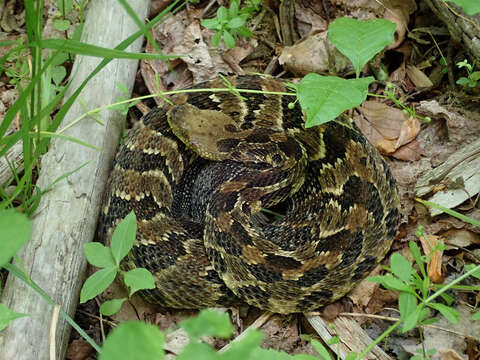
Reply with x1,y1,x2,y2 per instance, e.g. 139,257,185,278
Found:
419,234,444,283
439,349,465,360
348,265,382,308
279,31,352,76
356,100,421,157
66,340,94,360
396,116,421,148
406,65,433,88
443,229,480,248
294,1,328,37
391,139,423,161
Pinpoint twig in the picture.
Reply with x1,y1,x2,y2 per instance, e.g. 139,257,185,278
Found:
218,311,273,353
77,309,118,328
49,304,60,360
339,312,480,342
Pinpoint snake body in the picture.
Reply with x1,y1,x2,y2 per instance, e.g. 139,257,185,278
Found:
99,75,400,314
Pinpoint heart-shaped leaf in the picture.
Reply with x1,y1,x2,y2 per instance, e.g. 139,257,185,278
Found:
328,18,396,77
297,73,374,127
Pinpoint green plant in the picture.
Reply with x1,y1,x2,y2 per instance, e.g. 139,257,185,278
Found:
80,211,155,315
456,59,480,88
201,0,255,49
382,82,431,123
0,0,184,353
0,0,175,215
296,17,396,128
442,0,480,15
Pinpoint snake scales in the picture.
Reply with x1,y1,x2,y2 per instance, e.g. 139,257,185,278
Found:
99,75,400,314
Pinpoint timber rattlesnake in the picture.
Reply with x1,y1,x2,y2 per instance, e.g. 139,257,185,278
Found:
99,75,400,314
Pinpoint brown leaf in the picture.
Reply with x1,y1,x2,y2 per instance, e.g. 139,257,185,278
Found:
356,100,420,156
419,234,444,283
321,301,347,321
391,139,423,161
66,340,94,360
396,116,421,148
279,32,353,76
444,229,480,248
348,265,382,308
294,1,328,37
406,65,433,88
439,349,465,360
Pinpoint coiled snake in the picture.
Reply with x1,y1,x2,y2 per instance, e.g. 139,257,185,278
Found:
99,75,400,314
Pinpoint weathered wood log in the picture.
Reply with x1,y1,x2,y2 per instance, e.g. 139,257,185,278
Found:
0,139,23,187
306,315,393,360
424,0,480,59
0,1,149,359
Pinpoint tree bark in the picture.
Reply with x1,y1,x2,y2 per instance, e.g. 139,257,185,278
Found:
0,1,149,359
425,0,480,59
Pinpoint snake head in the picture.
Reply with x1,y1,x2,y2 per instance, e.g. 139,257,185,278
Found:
167,103,234,161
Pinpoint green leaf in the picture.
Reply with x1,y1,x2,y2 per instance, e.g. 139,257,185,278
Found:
0,304,29,331
465,264,480,280
439,292,455,306
456,60,470,70
258,348,297,360
328,18,396,77
369,274,413,293
38,39,173,61
399,293,417,321
80,267,117,303
297,74,374,127
57,0,73,14
34,131,103,152
217,6,228,22
416,198,480,227
390,253,413,283
54,19,71,31
345,353,358,360
83,242,115,268
237,27,253,38
201,18,219,29
456,77,470,86
417,307,432,324
229,0,239,17
181,309,233,340
51,65,66,86
409,241,426,278
444,0,480,15
212,31,222,47
401,306,422,332
0,209,31,268
117,82,129,96
428,303,459,324
472,311,480,320
99,321,165,360
100,298,127,316
220,329,263,359
223,30,236,49
110,211,137,265
123,268,155,296
310,339,332,360
470,72,480,81
177,342,217,360
228,17,246,29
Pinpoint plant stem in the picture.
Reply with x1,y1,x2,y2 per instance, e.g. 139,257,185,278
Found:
357,321,401,359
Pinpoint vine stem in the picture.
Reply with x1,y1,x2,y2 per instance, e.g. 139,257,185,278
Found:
356,321,401,359
4,263,102,353
58,87,296,135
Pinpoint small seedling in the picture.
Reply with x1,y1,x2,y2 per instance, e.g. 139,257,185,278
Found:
201,0,255,49
80,211,155,316
456,59,480,88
